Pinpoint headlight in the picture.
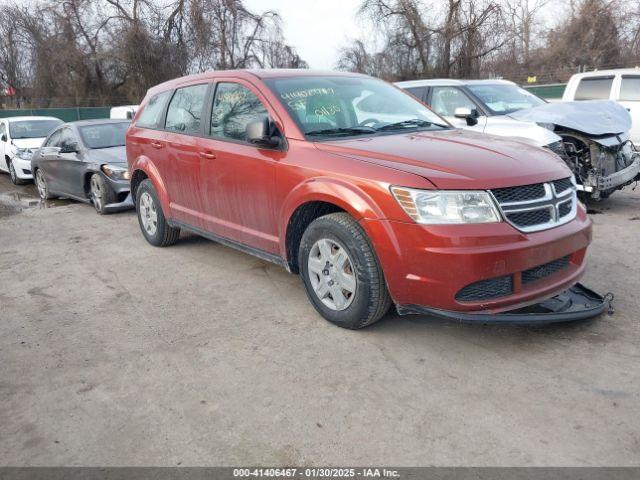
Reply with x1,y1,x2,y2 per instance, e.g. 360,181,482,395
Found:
101,164,130,181
390,186,501,224
536,122,556,131
15,148,33,160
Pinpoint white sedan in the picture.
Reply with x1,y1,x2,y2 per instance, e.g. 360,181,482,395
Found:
0,116,63,184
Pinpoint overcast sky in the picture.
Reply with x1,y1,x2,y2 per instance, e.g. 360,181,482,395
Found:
243,0,563,70
243,0,364,70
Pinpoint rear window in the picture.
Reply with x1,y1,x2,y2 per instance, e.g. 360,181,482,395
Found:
574,76,614,100
165,84,208,134
404,86,427,102
620,76,640,101
136,91,171,128
79,122,129,149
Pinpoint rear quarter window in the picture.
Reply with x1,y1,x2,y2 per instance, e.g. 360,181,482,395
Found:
136,90,172,128
574,76,614,100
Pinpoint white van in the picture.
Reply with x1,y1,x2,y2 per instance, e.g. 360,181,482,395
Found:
563,68,640,144
110,105,138,120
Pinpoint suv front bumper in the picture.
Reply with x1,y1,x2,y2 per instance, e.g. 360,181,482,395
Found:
397,283,610,324
361,206,593,314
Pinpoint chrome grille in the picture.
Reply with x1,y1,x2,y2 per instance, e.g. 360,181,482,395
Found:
491,183,545,203
553,178,573,194
490,177,577,233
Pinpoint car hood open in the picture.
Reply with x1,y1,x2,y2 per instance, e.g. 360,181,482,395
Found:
314,128,571,190
508,100,631,137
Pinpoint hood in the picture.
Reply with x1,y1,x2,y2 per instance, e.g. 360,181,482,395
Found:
86,146,127,165
483,116,562,147
12,137,47,150
314,129,572,190
508,100,631,137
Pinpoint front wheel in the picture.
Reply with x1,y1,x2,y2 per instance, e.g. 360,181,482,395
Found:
34,169,55,199
8,159,27,185
299,212,392,329
90,173,116,214
136,179,180,247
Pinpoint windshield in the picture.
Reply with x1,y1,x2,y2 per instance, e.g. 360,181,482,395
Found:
79,122,129,149
9,119,62,139
264,76,449,139
467,84,545,114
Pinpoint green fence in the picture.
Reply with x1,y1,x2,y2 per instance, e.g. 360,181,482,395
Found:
0,107,111,122
522,83,567,100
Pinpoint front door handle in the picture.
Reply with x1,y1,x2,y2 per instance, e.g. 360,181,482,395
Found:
150,141,164,149
199,151,216,160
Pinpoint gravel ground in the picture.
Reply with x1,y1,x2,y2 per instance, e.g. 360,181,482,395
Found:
0,174,638,466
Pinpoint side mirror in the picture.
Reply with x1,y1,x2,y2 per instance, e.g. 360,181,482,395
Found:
246,117,281,148
454,107,479,126
454,107,472,118
60,141,79,154
1,134,6,142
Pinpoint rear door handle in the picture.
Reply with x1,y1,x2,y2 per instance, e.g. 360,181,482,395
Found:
199,151,216,160
150,141,164,149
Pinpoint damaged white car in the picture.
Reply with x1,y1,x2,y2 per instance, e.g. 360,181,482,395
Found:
395,79,640,200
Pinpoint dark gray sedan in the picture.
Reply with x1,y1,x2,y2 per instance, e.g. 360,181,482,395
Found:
31,119,133,214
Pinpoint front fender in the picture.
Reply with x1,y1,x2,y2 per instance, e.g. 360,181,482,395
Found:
130,155,171,215
278,176,390,259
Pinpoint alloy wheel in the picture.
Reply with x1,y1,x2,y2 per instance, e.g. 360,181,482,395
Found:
307,238,357,311
35,170,47,199
139,191,158,236
8,161,16,183
90,176,103,212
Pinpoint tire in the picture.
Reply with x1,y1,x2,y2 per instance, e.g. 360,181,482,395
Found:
34,168,55,200
136,178,180,247
8,159,26,185
299,212,392,329
90,173,116,214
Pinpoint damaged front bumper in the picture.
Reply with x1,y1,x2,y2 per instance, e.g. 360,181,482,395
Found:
396,283,610,324
103,193,134,213
577,156,640,192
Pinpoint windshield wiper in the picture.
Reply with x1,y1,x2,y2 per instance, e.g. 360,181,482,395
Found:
376,119,448,131
306,126,376,137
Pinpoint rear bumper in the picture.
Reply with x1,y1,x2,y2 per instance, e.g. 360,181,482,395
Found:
360,206,592,313
397,283,609,324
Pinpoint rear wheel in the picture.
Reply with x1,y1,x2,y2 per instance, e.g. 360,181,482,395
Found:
90,173,116,214
136,179,180,247
299,212,392,329
34,169,55,200
8,159,26,185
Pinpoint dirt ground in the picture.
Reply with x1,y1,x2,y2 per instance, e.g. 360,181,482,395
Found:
0,173,638,466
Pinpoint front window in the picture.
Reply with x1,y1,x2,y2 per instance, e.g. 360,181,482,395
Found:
264,76,448,139
466,84,545,114
430,86,477,116
79,122,129,149
211,82,269,141
9,119,62,139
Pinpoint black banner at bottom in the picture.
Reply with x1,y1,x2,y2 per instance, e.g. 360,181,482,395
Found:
0,468,639,480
